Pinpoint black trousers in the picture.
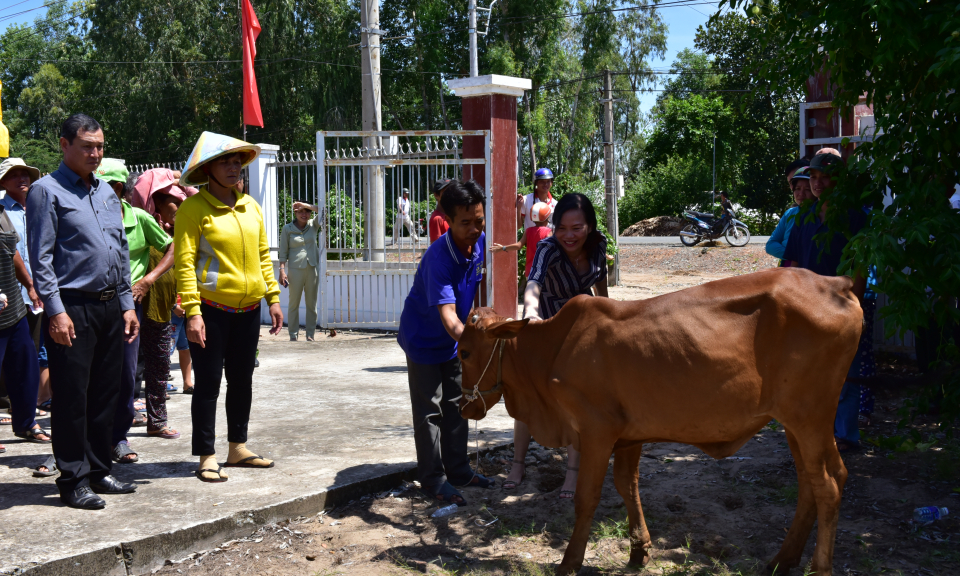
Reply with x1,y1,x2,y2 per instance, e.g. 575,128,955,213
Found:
46,295,124,495
189,303,260,456
405,355,472,492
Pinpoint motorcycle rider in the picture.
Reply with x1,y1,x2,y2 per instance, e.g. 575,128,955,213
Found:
713,191,735,233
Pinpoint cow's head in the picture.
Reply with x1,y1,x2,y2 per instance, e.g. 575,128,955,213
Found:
458,307,529,419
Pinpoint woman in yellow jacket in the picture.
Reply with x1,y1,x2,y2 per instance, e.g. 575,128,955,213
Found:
175,132,283,483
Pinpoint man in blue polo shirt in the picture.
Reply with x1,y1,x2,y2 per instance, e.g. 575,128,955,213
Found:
398,179,495,505
784,148,868,453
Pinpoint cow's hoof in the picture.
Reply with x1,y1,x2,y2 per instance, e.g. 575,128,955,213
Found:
555,562,581,575
767,556,801,574
627,549,651,567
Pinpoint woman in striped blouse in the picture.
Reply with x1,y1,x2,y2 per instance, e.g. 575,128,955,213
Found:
502,193,609,498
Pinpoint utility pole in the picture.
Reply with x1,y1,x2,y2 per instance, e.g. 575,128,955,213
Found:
712,134,716,205
468,0,478,77
602,70,619,286
361,0,385,261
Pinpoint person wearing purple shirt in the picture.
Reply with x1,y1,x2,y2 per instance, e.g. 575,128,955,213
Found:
397,179,495,506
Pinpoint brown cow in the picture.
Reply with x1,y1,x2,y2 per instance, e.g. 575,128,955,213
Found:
458,267,862,576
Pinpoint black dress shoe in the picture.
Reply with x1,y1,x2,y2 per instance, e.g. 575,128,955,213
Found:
61,486,106,510
90,475,137,494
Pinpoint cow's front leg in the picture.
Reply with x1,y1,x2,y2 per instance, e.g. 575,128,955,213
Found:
557,437,614,576
614,443,651,566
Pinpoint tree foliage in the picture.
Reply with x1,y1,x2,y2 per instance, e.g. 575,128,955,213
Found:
1,0,667,189
731,0,960,426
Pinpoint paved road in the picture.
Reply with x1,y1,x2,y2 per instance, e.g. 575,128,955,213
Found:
0,332,514,574
618,235,771,246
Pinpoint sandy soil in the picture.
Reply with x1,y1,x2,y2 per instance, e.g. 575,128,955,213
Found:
148,375,959,576
148,248,960,576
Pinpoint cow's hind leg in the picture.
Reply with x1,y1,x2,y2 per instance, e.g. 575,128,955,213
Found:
613,443,651,567
768,429,817,573
557,437,614,576
785,431,847,576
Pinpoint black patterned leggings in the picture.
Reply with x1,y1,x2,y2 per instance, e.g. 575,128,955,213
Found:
142,318,173,431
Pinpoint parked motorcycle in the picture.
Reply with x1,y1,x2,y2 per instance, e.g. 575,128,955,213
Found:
678,210,751,247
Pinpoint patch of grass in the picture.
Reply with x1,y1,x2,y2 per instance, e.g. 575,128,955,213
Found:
776,483,799,504
501,559,553,576
766,419,780,432
496,519,547,539
592,513,629,540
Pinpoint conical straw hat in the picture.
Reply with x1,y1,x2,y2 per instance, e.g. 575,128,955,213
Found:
179,131,261,187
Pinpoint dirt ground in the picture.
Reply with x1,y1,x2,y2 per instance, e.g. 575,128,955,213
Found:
147,247,960,576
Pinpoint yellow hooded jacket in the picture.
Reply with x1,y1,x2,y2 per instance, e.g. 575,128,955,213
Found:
174,186,280,317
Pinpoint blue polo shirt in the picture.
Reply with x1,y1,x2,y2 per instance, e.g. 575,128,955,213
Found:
783,206,867,277
398,231,485,365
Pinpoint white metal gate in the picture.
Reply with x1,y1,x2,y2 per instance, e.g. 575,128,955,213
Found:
314,130,492,329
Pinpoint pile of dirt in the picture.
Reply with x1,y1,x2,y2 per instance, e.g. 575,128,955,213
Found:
621,216,683,237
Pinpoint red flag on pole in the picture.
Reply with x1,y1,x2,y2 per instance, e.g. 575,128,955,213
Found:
241,0,263,127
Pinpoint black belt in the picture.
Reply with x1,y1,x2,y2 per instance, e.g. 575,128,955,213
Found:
60,287,118,302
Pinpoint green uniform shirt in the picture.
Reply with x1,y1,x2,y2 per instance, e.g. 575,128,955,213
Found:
122,201,172,284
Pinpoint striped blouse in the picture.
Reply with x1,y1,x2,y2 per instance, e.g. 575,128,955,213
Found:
526,234,608,319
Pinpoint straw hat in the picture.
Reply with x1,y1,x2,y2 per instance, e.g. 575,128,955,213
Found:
179,131,261,187
0,158,40,184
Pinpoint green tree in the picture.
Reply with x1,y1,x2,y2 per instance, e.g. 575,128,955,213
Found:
695,11,799,231
730,0,960,425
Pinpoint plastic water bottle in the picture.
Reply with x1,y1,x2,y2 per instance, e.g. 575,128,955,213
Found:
431,504,459,518
913,506,948,525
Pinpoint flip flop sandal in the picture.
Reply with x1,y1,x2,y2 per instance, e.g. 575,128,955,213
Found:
421,481,466,505
196,466,228,483
559,490,576,500
112,443,139,464
166,383,178,392
0,445,5,453
131,414,147,427
502,460,526,490
15,427,51,444
147,428,181,439
35,408,48,417
33,455,58,478
0,417,11,425
182,386,195,395
835,440,862,454
224,455,274,468
37,399,51,411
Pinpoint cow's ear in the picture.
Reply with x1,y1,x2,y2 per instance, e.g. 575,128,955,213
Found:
485,318,530,339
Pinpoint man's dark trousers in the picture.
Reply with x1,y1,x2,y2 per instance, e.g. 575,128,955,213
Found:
46,293,125,495
405,356,473,492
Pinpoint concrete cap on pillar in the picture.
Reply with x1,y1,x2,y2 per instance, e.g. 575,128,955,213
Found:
447,74,532,98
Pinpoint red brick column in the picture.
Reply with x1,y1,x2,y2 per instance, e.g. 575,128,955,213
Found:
448,75,531,318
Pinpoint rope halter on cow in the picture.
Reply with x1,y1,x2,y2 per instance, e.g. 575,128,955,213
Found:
460,338,505,417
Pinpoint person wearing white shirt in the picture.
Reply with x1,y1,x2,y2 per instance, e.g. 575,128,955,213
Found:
393,188,419,245
516,167,558,231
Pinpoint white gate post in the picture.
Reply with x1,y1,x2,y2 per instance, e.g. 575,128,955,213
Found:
248,143,280,325
249,143,281,248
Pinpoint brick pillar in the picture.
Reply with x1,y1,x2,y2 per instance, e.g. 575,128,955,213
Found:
447,75,531,318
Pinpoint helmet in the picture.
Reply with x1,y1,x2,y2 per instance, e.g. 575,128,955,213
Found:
531,202,551,224
534,167,554,181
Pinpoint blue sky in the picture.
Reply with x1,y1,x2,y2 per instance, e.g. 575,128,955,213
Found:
0,0,719,118
637,2,721,115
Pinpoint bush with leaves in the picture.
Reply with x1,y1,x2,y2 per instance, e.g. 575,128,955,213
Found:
729,0,960,428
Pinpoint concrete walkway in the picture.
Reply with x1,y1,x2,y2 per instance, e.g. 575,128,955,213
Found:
0,331,514,575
